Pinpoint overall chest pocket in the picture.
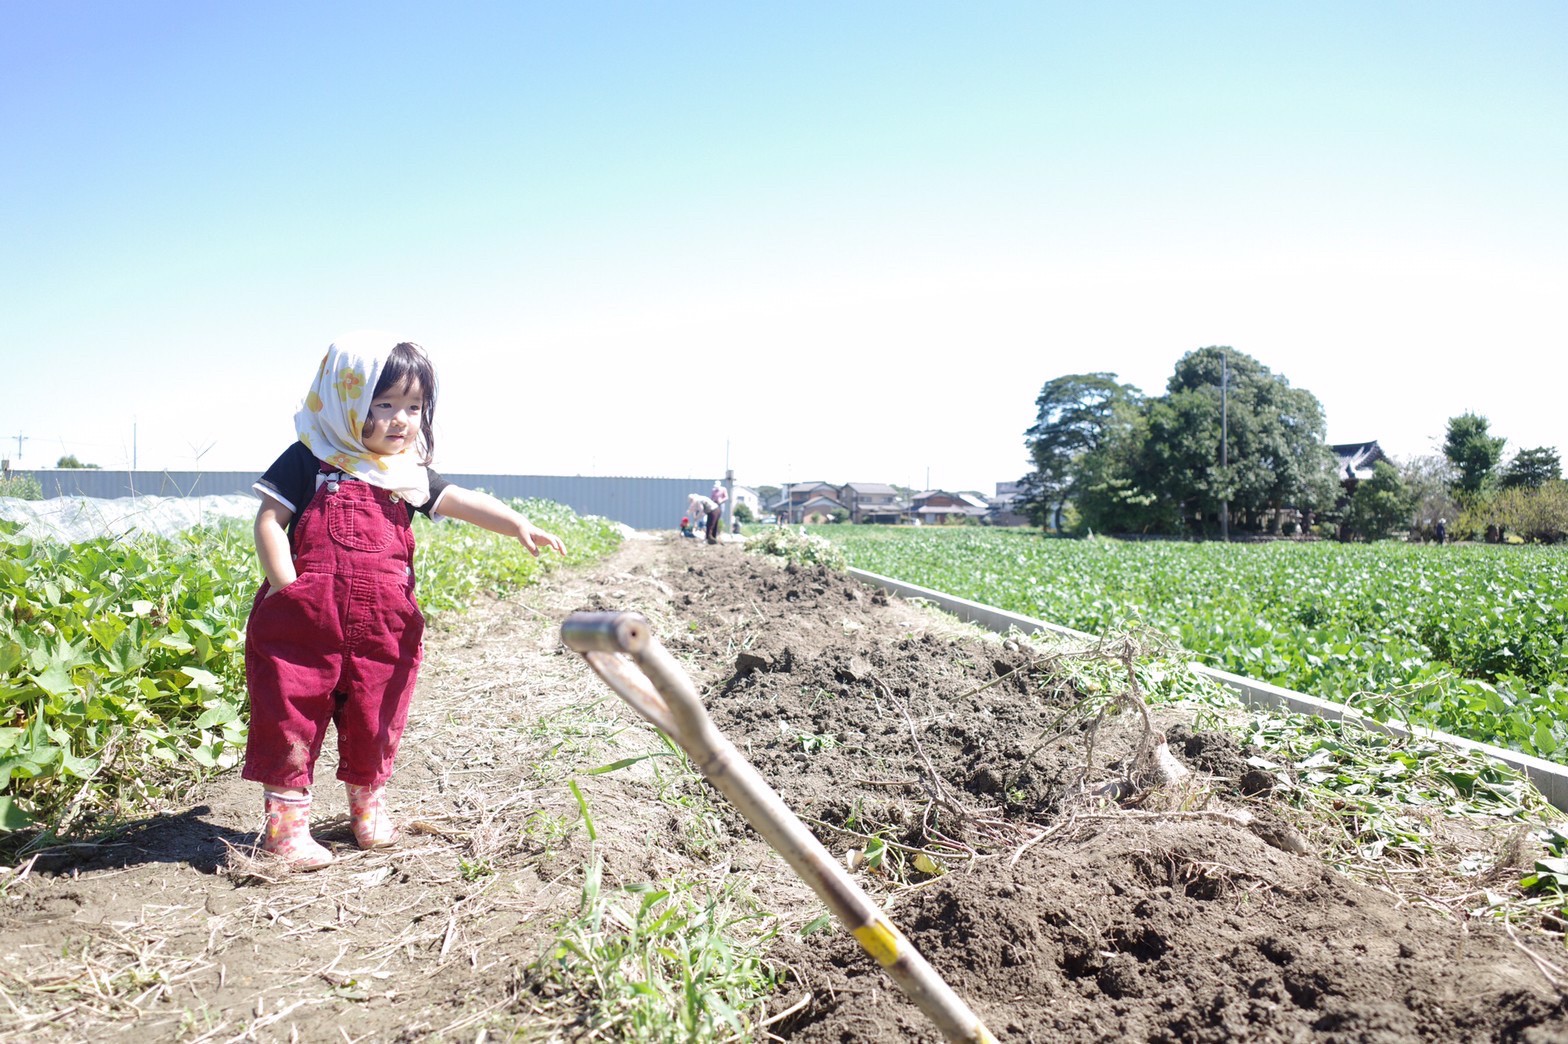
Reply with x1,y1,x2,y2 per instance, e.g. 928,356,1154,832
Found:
325,486,396,552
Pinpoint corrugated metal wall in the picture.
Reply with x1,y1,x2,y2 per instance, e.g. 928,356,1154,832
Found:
12,469,722,531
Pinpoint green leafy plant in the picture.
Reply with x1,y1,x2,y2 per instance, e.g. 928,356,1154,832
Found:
0,475,42,500
744,526,847,570
780,719,838,753
0,517,255,841
1520,827,1568,921
0,498,622,851
459,857,495,882
820,526,1568,763
529,857,783,1040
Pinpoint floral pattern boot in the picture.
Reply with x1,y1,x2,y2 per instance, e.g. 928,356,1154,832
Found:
346,783,397,849
261,791,333,870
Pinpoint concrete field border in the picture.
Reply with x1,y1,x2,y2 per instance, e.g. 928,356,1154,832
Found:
849,567,1568,814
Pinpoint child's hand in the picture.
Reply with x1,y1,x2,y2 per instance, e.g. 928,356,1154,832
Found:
520,523,566,557
438,487,568,556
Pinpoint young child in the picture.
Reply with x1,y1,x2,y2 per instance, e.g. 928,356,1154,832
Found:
245,333,565,868
679,515,696,538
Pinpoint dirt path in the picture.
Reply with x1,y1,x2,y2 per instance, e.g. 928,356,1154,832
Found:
1,533,1564,1042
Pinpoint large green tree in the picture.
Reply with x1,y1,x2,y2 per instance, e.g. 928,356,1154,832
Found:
1136,387,1226,528
1140,347,1336,534
1022,349,1338,537
1442,413,1506,496
1501,446,1561,490
1019,373,1142,531
1347,460,1414,540
1073,406,1174,534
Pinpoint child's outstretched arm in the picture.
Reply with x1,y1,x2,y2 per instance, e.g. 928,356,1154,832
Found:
438,486,567,556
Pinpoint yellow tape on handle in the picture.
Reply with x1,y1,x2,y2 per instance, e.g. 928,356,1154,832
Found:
852,915,904,967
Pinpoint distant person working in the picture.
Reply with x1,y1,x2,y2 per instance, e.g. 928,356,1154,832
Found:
687,486,725,545
707,483,729,542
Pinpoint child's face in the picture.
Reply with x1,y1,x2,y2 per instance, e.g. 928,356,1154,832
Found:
361,377,424,456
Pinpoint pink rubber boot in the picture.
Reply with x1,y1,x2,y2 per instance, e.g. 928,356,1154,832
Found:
261,791,333,870
346,783,397,849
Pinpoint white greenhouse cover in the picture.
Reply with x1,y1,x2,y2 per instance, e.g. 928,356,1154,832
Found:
0,494,261,544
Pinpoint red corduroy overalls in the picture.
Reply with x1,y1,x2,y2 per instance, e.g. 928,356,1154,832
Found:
242,472,425,790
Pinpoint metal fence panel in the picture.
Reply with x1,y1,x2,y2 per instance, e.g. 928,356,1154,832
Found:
13,469,714,531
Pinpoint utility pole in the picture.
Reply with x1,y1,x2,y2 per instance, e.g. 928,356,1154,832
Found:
10,432,27,461
1219,350,1229,543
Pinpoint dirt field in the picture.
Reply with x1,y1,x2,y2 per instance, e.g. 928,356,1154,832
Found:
1,532,1565,1042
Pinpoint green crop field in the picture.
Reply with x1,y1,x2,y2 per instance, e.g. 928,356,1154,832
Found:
816,526,1568,764
0,501,623,845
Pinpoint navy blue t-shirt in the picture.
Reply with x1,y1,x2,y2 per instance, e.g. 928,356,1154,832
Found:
253,441,450,534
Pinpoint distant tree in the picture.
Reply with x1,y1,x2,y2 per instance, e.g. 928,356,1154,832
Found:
754,485,781,508
1141,347,1337,534
1347,461,1414,541
1488,480,1568,544
1500,447,1561,490
733,502,754,524
1136,386,1226,531
1019,373,1143,531
1011,471,1051,529
1442,413,1505,497
1021,349,1338,538
1073,405,1173,533
1401,455,1461,537
56,454,100,469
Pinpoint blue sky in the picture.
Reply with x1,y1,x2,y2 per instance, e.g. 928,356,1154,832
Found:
3,2,1564,494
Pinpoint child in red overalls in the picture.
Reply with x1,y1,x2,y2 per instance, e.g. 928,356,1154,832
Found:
245,333,565,868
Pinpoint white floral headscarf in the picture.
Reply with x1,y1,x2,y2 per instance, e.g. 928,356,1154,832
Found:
294,331,431,506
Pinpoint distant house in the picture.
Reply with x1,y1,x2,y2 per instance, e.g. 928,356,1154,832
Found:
766,479,1023,525
987,481,1031,526
730,484,762,519
772,482,840,524
910,490,989,525
798,494,847,525
956,491,991,515
840,482,904,524
1332,441,1392,495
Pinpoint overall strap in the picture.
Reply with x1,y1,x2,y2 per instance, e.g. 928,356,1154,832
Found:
317,459,346,492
